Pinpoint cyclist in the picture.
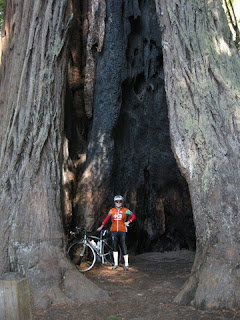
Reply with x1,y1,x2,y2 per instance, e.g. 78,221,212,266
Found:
97,195,136,271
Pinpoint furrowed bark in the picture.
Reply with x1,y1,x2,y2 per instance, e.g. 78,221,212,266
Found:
158,0,240,309
0,0,108,308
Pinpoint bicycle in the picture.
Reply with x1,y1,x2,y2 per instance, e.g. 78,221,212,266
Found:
67,227,122,272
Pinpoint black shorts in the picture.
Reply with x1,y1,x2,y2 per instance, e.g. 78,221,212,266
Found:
111,231,127,255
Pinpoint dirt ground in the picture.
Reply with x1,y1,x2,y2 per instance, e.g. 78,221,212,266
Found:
33,250,239,320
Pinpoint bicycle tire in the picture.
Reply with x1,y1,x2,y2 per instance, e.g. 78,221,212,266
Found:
67,241,96,272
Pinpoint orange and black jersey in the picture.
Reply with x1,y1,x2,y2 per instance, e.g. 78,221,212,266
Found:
102,207,136,232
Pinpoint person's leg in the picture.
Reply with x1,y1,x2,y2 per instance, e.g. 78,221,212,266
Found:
111,231,119,269
123,254,129,269
119,232,129,270
112,251,118,269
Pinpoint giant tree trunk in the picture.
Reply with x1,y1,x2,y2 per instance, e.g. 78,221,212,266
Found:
0,0,108,308
158,0,240,309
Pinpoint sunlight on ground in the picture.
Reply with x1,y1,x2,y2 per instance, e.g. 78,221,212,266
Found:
101,266,144,281
87,263,150,285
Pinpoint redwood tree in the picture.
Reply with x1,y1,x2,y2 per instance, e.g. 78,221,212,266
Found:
158,0,240,309
0,0,107,308
1,0,240,311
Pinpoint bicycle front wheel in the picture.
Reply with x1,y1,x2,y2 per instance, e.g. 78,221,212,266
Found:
67,241,96,272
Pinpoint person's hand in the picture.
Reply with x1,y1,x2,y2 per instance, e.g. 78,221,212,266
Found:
125,221,130,228
97,225,103,232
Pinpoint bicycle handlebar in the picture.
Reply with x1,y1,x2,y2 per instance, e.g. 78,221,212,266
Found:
69,226,110,239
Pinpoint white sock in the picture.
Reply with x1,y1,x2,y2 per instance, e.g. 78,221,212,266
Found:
113,251,118,266
124,254,129,267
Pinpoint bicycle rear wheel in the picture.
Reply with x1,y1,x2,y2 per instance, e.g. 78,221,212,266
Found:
67,241,96,272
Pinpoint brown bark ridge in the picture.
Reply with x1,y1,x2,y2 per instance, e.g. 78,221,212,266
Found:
0,0,108,308
157,0,240,309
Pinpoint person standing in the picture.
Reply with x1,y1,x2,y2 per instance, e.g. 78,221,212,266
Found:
97,195,136,270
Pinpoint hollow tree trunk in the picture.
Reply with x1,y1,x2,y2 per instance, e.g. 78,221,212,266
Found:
0,0,108,308
72,0,195,255
157,0,240,309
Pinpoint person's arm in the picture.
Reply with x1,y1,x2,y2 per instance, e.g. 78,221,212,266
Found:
125,210,136,227
97,213,111,231
128,212,136,223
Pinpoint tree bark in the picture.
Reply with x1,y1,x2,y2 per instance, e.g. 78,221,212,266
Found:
0,0,108,308
157,0,240,309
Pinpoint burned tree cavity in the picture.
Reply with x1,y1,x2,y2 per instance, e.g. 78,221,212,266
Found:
65,0,195,255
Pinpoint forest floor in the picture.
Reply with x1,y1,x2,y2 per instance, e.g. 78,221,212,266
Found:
33,250,239,320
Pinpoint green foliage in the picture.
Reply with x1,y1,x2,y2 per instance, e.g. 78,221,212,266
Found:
0,0,5,31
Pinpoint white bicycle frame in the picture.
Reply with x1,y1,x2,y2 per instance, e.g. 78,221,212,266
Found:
88,230,110,264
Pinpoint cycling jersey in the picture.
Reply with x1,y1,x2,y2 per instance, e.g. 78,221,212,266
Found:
102,207,136,232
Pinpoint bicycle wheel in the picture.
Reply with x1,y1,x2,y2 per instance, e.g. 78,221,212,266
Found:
67,241,96,272
103,240,122,265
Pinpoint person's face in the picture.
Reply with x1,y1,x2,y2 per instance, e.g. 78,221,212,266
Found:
115,200,123,208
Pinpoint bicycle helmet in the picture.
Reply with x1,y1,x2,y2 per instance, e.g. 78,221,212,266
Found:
114,195,124,202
